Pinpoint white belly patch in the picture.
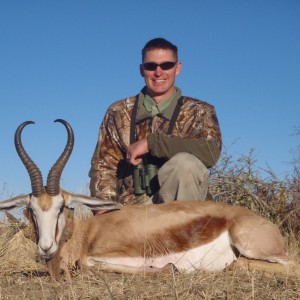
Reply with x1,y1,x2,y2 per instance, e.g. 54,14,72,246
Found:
87,230,237,272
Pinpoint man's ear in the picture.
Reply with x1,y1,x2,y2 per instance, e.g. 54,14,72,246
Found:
140,64,144,77
175,61,182,76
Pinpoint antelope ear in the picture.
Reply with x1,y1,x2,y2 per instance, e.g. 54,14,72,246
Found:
61,190,123,210
23,208,33,223
0,194,30,211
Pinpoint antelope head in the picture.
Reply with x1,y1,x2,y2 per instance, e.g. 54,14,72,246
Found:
0,119,121,259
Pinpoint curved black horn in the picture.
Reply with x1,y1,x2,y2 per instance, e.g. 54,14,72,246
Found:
14,121,44,197
46,119,74,196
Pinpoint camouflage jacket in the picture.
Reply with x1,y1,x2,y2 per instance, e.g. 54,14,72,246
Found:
89,88,222,205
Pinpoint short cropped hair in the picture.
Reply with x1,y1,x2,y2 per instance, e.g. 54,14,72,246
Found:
142,38,178,61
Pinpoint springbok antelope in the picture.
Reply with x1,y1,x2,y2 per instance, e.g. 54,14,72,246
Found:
0,120,298,279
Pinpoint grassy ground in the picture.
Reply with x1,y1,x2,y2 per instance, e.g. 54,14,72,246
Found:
1,267,300,299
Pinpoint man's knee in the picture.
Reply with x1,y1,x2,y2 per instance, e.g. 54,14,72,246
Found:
157,152,209,202
166,152,208,177
158,152,209,188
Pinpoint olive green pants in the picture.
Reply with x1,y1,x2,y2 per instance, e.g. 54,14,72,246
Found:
150,152,209,204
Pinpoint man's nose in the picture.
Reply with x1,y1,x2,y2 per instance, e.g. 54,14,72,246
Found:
154,67,163,75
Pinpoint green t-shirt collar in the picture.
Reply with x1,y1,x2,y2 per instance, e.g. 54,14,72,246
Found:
144,93,175,117
136,87,182,121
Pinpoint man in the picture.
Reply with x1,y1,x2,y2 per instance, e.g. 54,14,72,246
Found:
89,38,222,205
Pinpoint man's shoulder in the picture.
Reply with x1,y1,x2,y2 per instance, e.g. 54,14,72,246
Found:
107,96,137,112
182,96,215,110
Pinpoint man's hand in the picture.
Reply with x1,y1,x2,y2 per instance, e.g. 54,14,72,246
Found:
127,138,149,165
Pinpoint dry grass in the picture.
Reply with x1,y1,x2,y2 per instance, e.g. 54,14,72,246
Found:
1,266,300,299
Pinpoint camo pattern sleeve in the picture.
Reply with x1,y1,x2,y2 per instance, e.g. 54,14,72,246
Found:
89,97,135,203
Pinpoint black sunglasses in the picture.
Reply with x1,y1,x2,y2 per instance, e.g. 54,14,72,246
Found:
142,61,177,71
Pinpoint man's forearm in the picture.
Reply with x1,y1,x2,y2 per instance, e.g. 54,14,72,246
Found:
147,133,221,167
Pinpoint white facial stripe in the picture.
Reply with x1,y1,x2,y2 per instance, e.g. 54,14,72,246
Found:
30,194,66,258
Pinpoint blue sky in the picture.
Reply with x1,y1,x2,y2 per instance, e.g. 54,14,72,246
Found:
1,1,299,197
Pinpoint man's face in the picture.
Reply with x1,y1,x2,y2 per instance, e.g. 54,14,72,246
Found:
140,49,182,103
